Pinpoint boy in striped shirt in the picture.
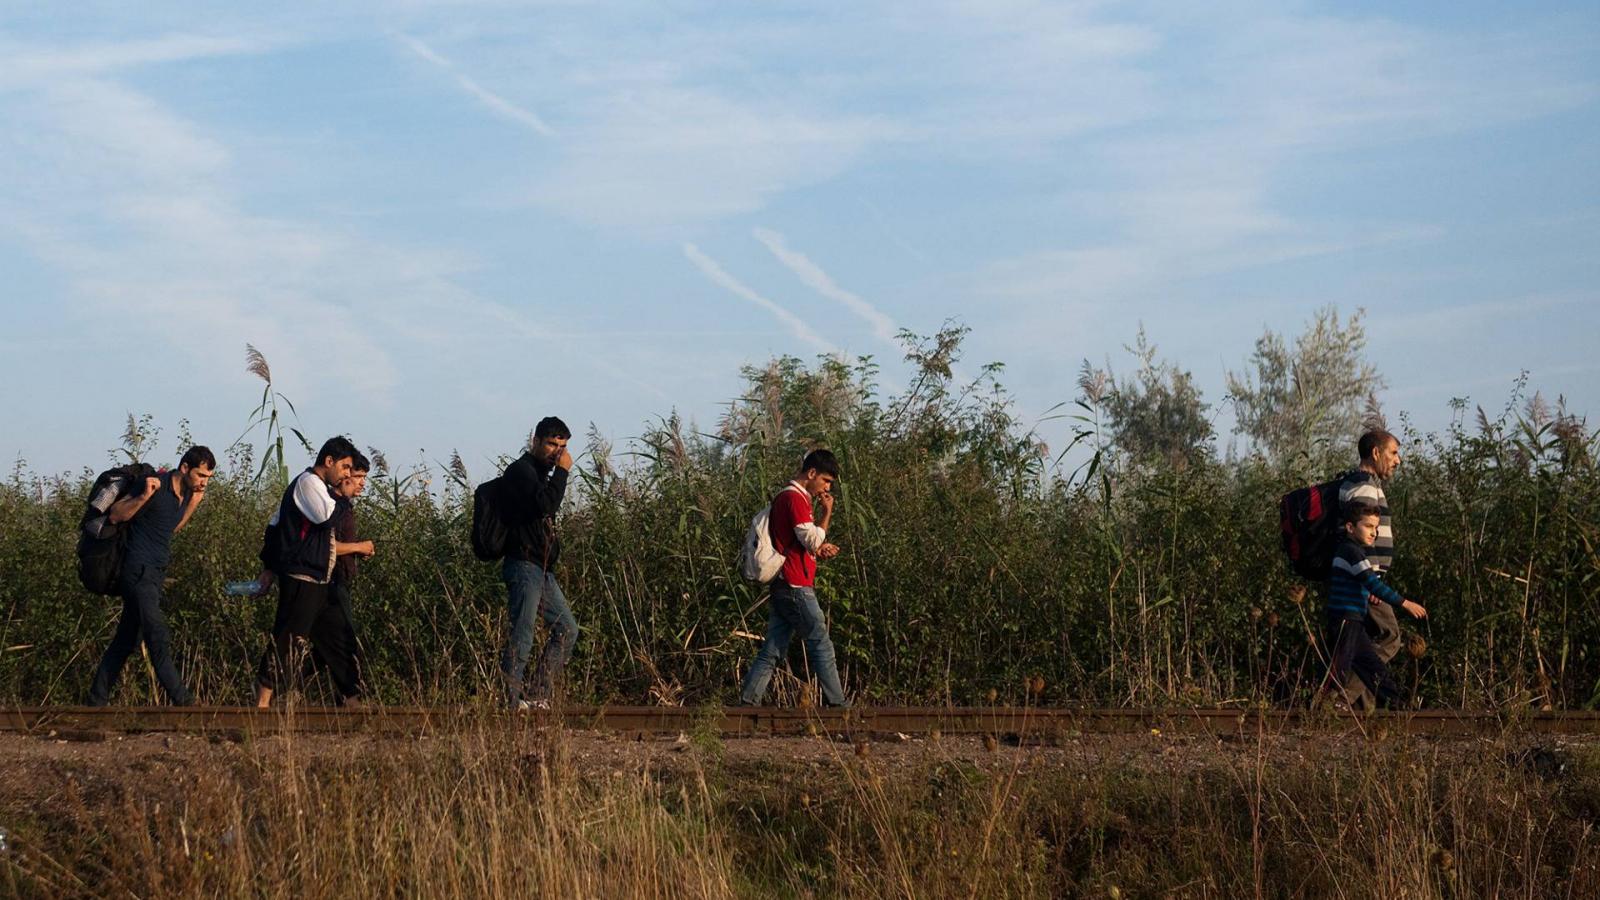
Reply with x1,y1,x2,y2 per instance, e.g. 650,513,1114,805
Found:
1321,504,1428,709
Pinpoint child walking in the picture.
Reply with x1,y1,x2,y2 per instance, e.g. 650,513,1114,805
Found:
1321,504,1428,709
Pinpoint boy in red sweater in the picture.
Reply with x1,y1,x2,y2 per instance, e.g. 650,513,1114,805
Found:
739,450,849,707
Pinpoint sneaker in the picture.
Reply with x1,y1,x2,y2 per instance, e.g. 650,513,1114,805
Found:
514,699,531,712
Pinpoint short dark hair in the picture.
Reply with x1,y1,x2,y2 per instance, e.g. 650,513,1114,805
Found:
1344,503,1382,525
801,448,841,479
1358,429,1398,461
316,436,360,469
534,417,571,441
179,446,216,471
350,451,371,474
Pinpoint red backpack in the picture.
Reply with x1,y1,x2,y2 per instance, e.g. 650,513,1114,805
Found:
1278,472,1351,580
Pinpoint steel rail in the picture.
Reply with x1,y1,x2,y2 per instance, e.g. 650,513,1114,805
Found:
4,705,1598,739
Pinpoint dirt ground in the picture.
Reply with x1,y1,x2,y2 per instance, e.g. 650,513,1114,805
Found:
4,725,1597,809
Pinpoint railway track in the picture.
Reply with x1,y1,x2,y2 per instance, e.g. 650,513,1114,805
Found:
4,705,1598,739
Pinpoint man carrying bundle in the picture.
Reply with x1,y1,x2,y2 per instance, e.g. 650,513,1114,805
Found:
86,445,216,706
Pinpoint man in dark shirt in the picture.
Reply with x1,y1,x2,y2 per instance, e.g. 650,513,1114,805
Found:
307,452,375,704
86,445,216,706
499,416,575,709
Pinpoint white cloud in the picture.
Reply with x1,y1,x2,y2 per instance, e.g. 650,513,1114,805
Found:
532,86,891,229
752,227,898,345
682,242,835,354
0,37,651,412
0,33,268,88
395,33,556,137
971,9,1596,310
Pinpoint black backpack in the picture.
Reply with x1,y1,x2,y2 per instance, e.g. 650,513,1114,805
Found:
470,475,511,561
76,463,157,595
1278,472,1351,581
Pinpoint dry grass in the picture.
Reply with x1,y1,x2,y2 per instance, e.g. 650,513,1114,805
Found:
3,719,1599,899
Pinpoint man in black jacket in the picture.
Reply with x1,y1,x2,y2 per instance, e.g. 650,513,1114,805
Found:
253,436,366,707
499,417,575,709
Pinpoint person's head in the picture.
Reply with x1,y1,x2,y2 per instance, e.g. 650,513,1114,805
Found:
1359,429,1401,479
530,417,571,466
176,445,217,493
797,448,841,496
314,436,360,485
1343,503,1382,547
337,451,370,499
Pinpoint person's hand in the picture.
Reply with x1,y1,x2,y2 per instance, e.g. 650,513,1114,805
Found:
357,540,376,558
253,569,275,597
143,476,161,497
1401,599,1427,620
556,449,573,470
188,484,207,506
817,491,835,514
818,542,841,560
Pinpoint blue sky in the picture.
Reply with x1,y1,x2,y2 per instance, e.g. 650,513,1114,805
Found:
2,1,1596,478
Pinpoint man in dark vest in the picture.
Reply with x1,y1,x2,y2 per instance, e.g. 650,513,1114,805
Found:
500,417,575,709
86,445,216,706
253,436,365,707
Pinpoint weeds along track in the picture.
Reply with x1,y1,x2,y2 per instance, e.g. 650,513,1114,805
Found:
4,705,1599,740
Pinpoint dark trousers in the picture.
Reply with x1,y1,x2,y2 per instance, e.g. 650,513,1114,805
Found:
87,564,193,706
1325,614,1402,708
256,576,360,699
305,581,363,699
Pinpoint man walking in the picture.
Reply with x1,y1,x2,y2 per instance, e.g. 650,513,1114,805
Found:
311,451,375,704
254,436,367,707
739,449,850,708
86,445,216,706
500,417,576,710
1338,429,1404,706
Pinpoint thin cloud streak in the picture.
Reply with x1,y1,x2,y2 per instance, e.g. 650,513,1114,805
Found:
682,242,835,354
1,34,268,88
396,34,555,137
752,227,899,345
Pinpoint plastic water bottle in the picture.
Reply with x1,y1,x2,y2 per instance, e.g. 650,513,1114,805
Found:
224,579,261,596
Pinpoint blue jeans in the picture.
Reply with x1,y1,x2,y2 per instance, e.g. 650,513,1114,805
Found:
87,564,193,706
740,582,848,707
501,560,577,704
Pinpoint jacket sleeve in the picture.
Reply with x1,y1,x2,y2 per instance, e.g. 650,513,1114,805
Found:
1358,569,1405,609
505,457,569,519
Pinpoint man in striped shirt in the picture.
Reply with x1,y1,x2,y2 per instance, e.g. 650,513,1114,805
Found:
1321,504,1428,709
1337,429,1403,705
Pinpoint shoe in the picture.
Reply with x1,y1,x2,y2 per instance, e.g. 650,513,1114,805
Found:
513,698,552,712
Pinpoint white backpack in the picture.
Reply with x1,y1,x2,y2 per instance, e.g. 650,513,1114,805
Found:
740,485,802,583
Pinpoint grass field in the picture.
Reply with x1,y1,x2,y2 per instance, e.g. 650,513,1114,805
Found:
2,718,1597,898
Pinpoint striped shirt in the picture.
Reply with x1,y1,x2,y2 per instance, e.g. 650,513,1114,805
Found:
1339,470,1393,571
1327,539,1404,621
